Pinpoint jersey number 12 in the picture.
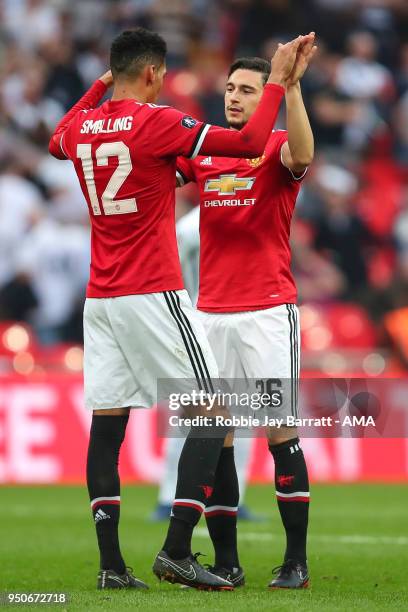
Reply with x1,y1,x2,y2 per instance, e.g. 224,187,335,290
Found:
77,141,137,216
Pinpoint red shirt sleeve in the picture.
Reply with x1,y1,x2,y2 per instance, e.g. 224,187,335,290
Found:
147,107,211,159
48,79,108,160
176,156,195,186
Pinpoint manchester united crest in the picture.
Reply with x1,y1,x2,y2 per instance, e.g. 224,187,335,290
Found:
246,153,266,168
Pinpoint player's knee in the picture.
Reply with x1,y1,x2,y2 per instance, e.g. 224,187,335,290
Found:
92,407,130,416
223,431,235,447
267,426,298,446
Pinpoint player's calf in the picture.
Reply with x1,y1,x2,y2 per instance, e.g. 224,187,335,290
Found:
204,446,241,573
87,412,129,577
160,401,231,562
268,436,309,565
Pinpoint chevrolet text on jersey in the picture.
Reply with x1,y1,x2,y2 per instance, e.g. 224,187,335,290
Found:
204,198,256,207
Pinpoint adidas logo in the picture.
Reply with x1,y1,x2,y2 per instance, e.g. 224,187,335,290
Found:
94,509,111,523
290,443,300,454
200,156,212,166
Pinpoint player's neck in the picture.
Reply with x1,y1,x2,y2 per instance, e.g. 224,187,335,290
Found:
111,81,151,104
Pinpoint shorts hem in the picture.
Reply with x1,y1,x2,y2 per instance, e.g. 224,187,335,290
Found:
86,285,185,299
198,300,297,313
85,401,151,410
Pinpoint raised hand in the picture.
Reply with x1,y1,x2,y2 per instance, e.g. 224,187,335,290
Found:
286,32,317,88
268,36,304,87
99,70,114,88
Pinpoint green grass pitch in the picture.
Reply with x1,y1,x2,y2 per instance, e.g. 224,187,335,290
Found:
2,484,407,611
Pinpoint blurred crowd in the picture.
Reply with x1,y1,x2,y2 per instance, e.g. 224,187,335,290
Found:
0,0,408,369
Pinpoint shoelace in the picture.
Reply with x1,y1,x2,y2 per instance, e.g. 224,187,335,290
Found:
123,566,135,580
271,561,295,577
192,552,206,564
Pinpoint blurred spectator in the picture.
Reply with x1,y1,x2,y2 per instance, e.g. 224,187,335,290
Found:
236,0,307,57
2,62,64,146
310,164,373,296
305,47,364,150
36,157,90,224
41,39,85,111
0,159,42,289
128,0,202,68
15,215,90,343
291,219,346,303
2,0,62,51
336,30,394,100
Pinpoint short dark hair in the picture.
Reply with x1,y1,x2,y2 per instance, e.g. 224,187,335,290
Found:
110,28,167,78
228,57,270,86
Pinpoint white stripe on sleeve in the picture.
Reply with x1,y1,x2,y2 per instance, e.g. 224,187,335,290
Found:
190,124,211,159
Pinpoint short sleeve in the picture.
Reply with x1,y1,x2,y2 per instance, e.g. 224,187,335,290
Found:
60,109,93,160
149,106,211,159
176,156,195,186
58,113,82,160
59,131,70,159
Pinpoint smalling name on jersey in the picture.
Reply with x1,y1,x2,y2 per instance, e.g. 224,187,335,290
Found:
80,116,133,134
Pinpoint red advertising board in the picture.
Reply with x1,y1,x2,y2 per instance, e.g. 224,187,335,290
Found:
0,374,407,484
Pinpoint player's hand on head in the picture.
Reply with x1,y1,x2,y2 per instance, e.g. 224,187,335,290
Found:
99,70,114,88
285,32,317,88
268,36,304,87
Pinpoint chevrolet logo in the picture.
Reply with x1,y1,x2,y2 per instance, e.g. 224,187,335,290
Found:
204,174,256,196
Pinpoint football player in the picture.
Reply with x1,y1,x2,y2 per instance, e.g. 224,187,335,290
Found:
176,33,317,589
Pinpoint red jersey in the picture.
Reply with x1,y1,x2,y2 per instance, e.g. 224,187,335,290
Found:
49,80,284,297
177,130,306,312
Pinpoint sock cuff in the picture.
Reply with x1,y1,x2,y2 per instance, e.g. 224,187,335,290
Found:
221,446,234,456
205,504,238,517
275,491,310,502
91,496,121,511
173,498,205,513
269,437,300,455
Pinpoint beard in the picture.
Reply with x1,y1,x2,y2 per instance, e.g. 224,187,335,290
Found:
227,118,246,130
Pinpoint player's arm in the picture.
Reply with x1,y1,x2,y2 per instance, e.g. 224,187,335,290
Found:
281,83,314,176
281,33,316,176
48,71,113,160
176,157,195,187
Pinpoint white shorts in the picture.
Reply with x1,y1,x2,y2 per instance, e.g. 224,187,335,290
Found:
199,303,300,417
83,290,218,410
